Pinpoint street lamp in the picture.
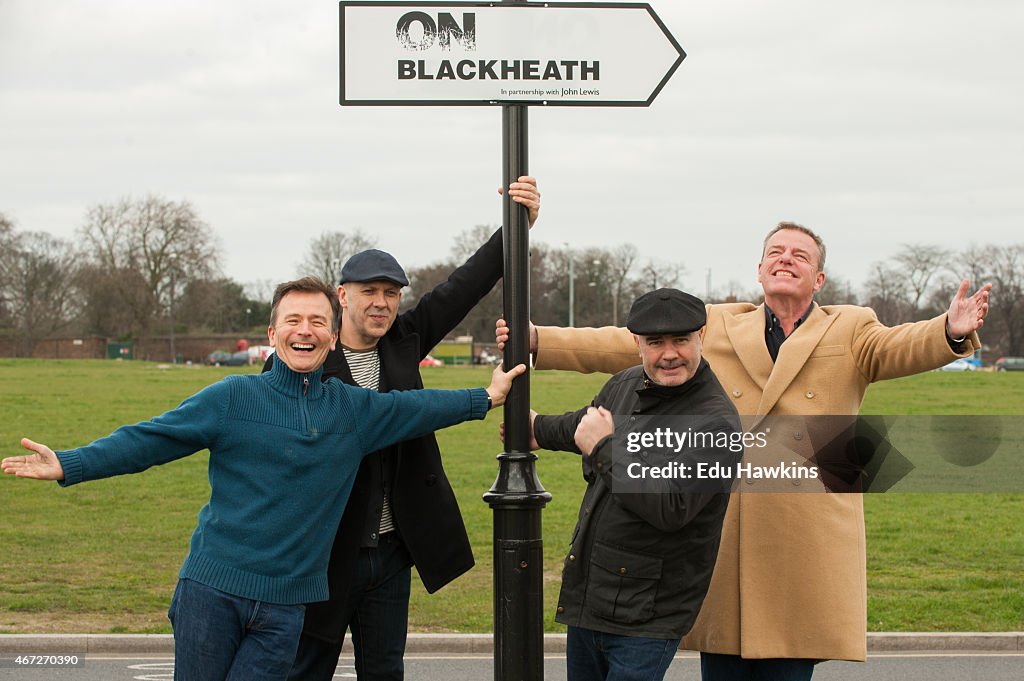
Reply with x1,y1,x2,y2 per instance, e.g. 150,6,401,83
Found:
482,98,550,681
168,254,178,363
564,243,575,327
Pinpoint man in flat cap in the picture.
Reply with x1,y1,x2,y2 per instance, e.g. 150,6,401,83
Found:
503,222,990,680
271,177,540,681
524,288,742,681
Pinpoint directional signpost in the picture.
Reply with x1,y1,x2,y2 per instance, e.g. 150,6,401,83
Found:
341,2,684,106
339,3,684,680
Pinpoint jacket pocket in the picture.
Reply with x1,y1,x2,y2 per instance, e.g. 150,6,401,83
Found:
809,344,845,358
587,541,662,624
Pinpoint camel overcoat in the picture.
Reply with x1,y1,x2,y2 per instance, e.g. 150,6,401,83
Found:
535,303,979,661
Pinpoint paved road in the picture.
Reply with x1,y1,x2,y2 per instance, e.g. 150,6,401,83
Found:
2,652,1022,681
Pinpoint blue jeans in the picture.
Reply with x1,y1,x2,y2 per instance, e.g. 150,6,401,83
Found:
288,532,413,681
567,625,681,681
700,652,816,681
168,578,305,681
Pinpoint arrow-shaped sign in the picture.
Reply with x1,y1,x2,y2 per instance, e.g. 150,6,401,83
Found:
340,2,685,106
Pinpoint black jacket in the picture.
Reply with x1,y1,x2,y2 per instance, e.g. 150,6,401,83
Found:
265,228,504,643
534,359,741,639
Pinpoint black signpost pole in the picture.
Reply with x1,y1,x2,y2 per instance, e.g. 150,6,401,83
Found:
338,4,685,679
481,83,552,681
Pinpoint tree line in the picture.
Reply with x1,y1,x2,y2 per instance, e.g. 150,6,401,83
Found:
0,198,268,356
1,198,1021,360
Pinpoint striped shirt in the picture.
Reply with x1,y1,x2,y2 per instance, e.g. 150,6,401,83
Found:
342,346,394,535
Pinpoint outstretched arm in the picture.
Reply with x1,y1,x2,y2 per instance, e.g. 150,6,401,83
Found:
2,439,65,481
350,364,527,455
497,318,639,374
394,177,541,353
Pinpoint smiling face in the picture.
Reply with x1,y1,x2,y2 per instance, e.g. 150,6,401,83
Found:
267,291,338,373
757,228,826,307
634,329,705,387
339,280,403,349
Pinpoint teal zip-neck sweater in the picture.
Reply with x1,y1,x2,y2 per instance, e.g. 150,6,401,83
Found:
56,358,488,605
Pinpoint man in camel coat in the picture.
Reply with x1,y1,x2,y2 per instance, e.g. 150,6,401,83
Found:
499,222,990,680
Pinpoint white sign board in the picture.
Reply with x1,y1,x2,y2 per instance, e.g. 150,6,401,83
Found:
340,2,685,106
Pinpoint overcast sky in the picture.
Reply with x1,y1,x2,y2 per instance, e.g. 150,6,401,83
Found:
2,0,1021,300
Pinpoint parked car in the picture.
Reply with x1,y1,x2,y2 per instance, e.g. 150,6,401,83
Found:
476,350,501,366
207,350,250,366
419,354,444,367
994,356,1024,372
940,358,977,372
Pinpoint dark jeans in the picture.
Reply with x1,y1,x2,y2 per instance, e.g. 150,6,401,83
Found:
168,578,305,681
567,625,681,681
700,652,816,681
288,532,412,681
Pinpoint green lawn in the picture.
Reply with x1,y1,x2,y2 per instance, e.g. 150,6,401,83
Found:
0,360,1021,633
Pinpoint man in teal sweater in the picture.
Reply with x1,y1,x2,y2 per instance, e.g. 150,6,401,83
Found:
2,277,524,681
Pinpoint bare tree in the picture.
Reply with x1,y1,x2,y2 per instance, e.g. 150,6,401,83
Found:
75,264,150,339
957,245,993,290
0,213,13,243
572,247,613,327
401,225,522,341
894,244,950,318
178,278,270,334
78,196,221,336
605,244,638,326
633,258,686,293
540,246,577,327
706,280,762,305
0,231,81,355
0,213,15,325
862,261,912,325
975,244,1024,356
448,225,498,263
297,229,377,283
816,273,859,306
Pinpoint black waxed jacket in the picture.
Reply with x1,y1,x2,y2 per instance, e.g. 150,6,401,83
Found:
265,228,504,644
534,359,741,639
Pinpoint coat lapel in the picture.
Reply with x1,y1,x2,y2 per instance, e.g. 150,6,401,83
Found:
379,333,422,391
722,305,773,392
756,304,839,415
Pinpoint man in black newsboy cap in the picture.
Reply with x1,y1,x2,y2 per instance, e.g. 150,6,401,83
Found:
525,288,742,681
339,249,410,287
625,288,707,386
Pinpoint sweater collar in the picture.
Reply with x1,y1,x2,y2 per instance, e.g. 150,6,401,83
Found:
266,354,326,397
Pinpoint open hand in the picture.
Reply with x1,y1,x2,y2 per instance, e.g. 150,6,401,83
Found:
946,280,992,338
2,438,65,481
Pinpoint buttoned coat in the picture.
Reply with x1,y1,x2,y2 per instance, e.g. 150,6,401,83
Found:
535,303,979,661
535,361,740,639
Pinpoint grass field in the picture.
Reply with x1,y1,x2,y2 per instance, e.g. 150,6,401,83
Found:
0,359,1022,634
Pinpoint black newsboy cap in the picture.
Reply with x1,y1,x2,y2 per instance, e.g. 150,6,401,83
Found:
339,249,409,287
627,288,706,335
